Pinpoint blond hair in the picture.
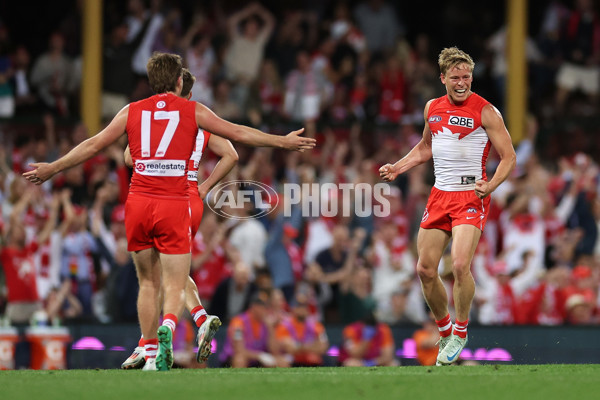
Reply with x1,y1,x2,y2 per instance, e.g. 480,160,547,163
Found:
146,52,183,94
181,68,196,98
438,47,475,75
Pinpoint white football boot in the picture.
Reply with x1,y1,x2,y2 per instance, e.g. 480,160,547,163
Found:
435,334,453,366
121,346,146,369
196,315,222,363
142,357,157,371
437,334,468,366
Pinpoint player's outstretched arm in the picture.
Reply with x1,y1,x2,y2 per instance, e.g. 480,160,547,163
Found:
198,135,239,199
24,107,129,185
195,102,315,151
474,104,516,199
379,100,434,182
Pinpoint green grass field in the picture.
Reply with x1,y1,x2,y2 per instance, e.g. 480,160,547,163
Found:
1,365,599,400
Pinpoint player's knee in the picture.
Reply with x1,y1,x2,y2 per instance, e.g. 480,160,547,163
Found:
416,263,437,282
451,258,472,278
138,277,159,289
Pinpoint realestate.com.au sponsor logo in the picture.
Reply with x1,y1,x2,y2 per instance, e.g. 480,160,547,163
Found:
207,180,391,220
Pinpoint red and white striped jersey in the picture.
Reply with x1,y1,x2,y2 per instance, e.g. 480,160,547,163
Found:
427,93,492,192
187,129,211,183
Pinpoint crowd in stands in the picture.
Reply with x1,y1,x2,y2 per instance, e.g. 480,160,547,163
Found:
1,0,600,367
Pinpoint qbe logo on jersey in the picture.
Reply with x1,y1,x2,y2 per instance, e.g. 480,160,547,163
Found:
448,116,474,129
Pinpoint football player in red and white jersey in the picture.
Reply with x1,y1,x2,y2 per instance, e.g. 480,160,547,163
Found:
379,47,516,365
24,52,315,371
121,69,237,369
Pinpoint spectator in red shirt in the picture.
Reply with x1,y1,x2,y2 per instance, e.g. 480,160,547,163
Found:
563,265,597,310
518,265,570,325
565,293,597,325
474,251,541,325
1,187,57,323
378,55,406,123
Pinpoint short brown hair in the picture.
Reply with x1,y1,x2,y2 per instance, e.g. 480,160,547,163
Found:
181,68,196,98
438,47,475,75
146,52,183,94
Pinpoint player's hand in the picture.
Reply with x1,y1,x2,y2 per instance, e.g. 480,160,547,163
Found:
23,163,56,185
474,180,493,199
283,128,316,152
198,182,210,200
379,163,398,182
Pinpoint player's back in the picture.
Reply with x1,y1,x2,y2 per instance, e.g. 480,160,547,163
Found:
127,93,198,198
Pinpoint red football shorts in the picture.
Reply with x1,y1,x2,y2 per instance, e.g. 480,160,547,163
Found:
125,193,191,254
188,186,205,237
420,186,491,232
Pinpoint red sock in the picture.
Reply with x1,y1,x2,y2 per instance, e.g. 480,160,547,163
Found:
190,305,207,328
162,314,178,334
435,314,453,338
453,319,468,339
142,338,158,361
138,336,144,348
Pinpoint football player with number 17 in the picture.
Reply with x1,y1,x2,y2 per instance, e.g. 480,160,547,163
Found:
24,52,315,371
